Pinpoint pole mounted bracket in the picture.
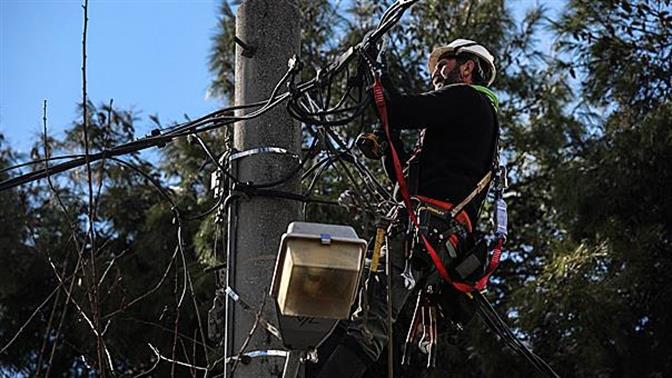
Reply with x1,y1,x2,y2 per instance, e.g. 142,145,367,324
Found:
229,146,301,163
234,36,256,58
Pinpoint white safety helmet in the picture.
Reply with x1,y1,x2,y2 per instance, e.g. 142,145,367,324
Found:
428,39,497,86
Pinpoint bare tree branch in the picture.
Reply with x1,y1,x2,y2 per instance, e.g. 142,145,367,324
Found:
148,343,208,372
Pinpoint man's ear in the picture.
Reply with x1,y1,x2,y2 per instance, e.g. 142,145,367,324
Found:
460,60,475,79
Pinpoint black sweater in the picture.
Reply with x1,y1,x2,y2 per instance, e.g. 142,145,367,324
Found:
381,82,498,223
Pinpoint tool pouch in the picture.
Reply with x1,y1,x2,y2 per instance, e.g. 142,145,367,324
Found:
411,203,488,284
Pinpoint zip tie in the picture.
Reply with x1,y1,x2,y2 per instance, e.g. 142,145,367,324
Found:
246,350,289,358
225,349,289,364
259,320,281,341
225,286,282,340
229,146,301,163
225,286,240,302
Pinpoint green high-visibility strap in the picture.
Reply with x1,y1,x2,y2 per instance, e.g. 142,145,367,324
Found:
470,85,499,111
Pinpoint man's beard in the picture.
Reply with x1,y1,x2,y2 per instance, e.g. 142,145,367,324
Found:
433,66,462,89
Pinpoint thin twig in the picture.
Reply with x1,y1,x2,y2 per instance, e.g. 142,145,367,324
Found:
171,259,181,378
178,337,196,377
186,261,211,367
93,99,113,217
46,247,86,377
120,317,216,352
98,249,128,287
19,225,87,378
80,0,106,374
0,285,59,354
35,99,64,376
102,245,180,320
175,216,188,308
47,257,101,339
148,343,208,372
35,251,69,376
132,355,160,378
229,291,268,377
41,101,83,246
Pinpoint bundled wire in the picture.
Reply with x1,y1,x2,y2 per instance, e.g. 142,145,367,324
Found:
474,292,560,378
0,70,301,192
0,1,424,376
0,0,419,195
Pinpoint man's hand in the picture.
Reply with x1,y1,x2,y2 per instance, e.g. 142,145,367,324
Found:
356,132,387,160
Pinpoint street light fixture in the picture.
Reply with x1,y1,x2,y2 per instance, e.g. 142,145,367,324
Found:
271,222,367,319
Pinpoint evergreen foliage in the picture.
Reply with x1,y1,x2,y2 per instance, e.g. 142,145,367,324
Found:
1,0,670,376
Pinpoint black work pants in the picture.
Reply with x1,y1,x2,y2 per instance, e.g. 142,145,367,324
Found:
312,227,478,377
314,234,419,378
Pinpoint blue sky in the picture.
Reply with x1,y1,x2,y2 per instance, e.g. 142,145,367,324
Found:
1,0,222,154
1,0,562,156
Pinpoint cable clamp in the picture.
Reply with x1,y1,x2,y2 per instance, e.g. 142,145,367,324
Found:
148,128,167,148
287,54,303,74
234,36,256,58
225,286,240,302
225,349,289,365
229,147,301,163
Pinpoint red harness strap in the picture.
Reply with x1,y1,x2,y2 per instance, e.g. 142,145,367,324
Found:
476,238,502,290
372,75,502,293
415,194,473,232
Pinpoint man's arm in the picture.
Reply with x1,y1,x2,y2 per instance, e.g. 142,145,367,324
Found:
381,80,478,130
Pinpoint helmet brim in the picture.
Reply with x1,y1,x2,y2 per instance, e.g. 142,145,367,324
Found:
428,46,454,75
428,46,497,86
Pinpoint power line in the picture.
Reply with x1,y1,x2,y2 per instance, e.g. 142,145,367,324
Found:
0,0,419,194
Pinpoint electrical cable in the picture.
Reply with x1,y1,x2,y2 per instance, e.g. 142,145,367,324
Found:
318,127,385,210
1,0,420,190
482,299,554,373
0,154,86,175
286,93,371,127
0,73,306,193
108,156,232,225
0,0,416,192
474,292,560,377
190,133,240,185
293,89,390,218
184,194,226,222
302,156,334,197
2,4,428,377
0,92,288,192
300,155,331,181
157,98,277,135
235,185,339,207
107,157,176,208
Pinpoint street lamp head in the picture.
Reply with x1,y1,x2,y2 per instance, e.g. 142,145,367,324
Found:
271,222,367,319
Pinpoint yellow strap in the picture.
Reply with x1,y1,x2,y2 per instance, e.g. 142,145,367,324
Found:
450,171,493,218
370,227,385,273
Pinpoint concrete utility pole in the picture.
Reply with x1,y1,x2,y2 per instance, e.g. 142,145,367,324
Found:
226,1,301,377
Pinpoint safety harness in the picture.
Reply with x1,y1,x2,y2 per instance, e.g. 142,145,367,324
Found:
371,75,505,294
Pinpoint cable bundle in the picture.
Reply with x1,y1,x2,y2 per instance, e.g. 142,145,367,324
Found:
474,291,560,377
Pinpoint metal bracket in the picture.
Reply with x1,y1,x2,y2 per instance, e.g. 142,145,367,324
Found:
234,36,256,58
208,289,225,343
229,146,301,163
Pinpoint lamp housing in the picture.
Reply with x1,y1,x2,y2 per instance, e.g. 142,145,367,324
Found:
271,222,367,319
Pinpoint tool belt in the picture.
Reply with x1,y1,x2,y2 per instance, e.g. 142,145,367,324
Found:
410,195,489,285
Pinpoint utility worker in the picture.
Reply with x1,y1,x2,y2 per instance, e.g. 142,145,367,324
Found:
312,39,500,377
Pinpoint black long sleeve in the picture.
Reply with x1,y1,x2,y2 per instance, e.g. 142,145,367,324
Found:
378,79,498,222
